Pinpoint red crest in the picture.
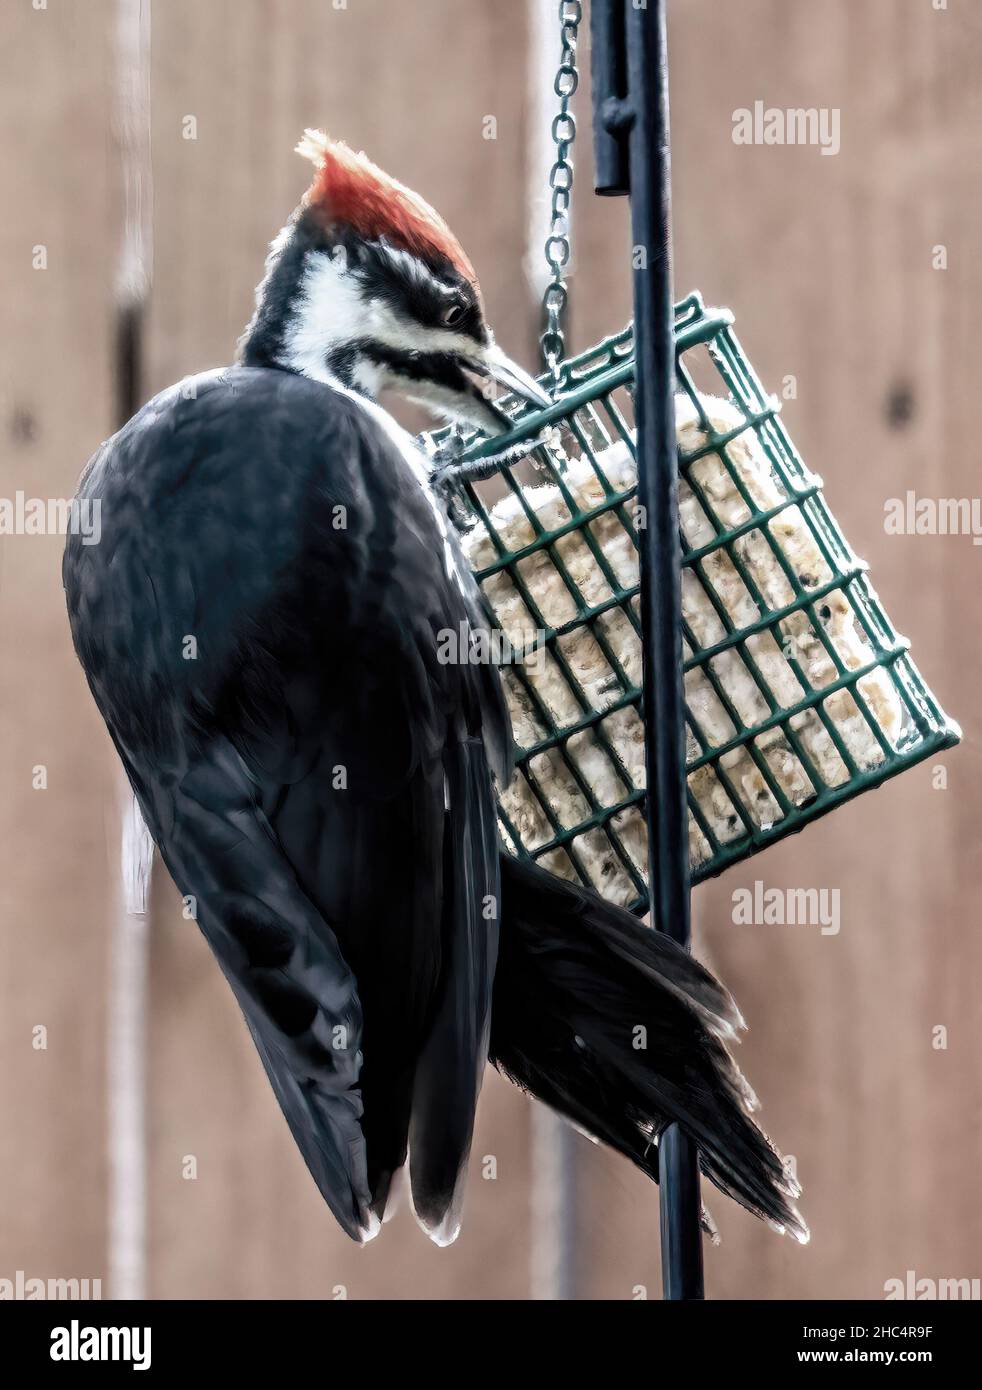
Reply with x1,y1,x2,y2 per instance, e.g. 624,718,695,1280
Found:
297,132,479,290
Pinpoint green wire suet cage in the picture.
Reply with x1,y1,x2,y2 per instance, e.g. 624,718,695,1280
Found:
430,292,960,916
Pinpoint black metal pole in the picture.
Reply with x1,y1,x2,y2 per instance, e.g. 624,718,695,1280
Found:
590,0,705,1300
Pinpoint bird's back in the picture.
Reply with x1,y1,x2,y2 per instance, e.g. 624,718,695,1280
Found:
65,365,504,1237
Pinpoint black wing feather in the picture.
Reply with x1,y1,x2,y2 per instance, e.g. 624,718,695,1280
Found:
64,367,506,1238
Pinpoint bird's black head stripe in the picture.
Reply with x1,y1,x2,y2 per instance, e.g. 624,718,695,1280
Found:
359,341,471,395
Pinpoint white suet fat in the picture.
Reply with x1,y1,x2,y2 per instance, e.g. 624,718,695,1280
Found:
462,394,903,906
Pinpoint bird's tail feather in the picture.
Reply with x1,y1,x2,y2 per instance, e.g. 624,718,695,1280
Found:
408,735,499,1245
491,854,808,1243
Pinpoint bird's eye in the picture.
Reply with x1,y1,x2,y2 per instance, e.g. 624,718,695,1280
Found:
442,302,465,328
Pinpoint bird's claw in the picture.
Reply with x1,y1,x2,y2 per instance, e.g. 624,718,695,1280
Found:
424,430,549,532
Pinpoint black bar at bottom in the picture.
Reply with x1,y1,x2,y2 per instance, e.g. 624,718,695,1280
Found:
8,1298,970,1370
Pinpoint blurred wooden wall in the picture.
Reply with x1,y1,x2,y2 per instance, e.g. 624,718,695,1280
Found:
574,0,982,1300
1,0,117,1295
1,0,980,1301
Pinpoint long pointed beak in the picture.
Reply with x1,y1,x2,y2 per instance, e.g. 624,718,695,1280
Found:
476,343,552,410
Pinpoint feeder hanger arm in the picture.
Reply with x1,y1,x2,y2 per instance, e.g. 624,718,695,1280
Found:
590,0,705,1300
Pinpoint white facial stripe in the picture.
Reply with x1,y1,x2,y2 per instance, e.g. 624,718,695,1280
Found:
281,252,367,383
362,250,479,353
275,252,462,498
275,247,470,595
375,240,484,354
351,357,384,397
377,242,456,300
282,250,483,385
367,314,478,357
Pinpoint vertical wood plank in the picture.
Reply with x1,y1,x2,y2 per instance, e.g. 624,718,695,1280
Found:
0,0,119,1283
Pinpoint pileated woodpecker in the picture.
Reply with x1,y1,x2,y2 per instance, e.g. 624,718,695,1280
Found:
64,134,806,1247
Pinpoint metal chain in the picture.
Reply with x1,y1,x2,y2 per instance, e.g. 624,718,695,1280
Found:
540,0,581,390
